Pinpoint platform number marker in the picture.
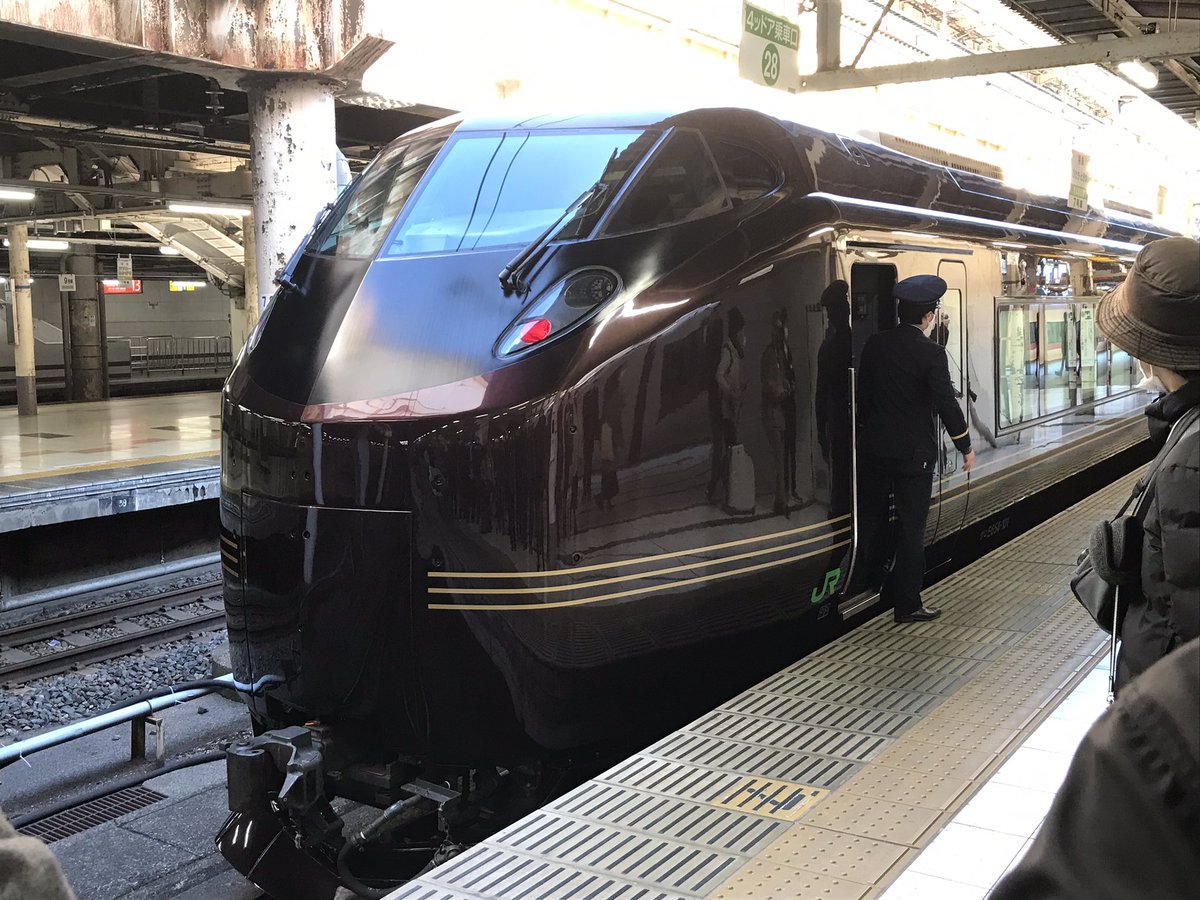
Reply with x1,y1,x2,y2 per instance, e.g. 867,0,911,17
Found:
739,2,800,93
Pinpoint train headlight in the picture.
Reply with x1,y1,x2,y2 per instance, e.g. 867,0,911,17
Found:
497,267,620,357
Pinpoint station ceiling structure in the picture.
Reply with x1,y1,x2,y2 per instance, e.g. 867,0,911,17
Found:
998,0,1200,124
0,19,444,284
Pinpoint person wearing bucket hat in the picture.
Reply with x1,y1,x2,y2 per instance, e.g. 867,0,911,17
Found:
850,274,976,624
1096,236,1200,691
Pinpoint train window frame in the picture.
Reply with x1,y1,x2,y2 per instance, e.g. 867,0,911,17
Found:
706,138,782,206
992,295,1141,435
376,126,656,260
597,127,737,238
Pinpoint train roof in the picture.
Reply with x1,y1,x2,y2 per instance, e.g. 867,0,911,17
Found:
420,105,1174,249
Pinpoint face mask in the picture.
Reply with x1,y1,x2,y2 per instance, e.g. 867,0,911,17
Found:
1136,362,1167,394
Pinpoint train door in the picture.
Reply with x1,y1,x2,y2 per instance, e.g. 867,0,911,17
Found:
935,260,968,477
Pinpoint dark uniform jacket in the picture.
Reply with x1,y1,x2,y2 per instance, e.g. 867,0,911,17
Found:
857,324,970,466
1119,378,1200,689
991,637,1200,900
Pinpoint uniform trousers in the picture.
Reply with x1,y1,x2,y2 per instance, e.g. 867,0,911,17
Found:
854,453,935,618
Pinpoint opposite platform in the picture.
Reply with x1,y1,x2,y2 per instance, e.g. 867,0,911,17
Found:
387,470,1136,900
0,393,220,532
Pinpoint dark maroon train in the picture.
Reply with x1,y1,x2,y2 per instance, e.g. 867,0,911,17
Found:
216,106,1163,896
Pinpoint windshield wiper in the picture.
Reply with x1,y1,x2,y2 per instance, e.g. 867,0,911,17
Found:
498,181,608,296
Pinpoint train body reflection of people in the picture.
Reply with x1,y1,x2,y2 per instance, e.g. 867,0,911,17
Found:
851,275,975,623
707,309,746,504
761,310,796,516
814,281,853,517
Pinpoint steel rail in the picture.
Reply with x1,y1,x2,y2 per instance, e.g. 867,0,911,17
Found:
0,587,226,684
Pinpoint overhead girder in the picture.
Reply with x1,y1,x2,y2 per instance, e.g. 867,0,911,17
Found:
797,29,1198,91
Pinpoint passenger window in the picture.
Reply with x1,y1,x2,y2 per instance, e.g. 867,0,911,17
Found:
605,130,731,234
709,141,779,204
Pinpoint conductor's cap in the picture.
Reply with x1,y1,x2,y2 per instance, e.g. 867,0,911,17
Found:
894,274,947,313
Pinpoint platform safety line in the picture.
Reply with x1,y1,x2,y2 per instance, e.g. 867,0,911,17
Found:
429,514,851,581
428,539,851,611
430,527,851,596
0,451,218,484
934,415,1142,504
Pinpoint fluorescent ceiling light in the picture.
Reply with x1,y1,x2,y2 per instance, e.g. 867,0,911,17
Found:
992,241,1028,249
4,237,69,251
1068,250,1095,257
0,188,35,201
168,201,252,217
1117,60,1158,90
807,226,836,239
159,246,181,255
891,230,929,239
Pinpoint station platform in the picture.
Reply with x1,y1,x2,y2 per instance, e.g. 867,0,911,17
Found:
0,393,220,533
388,470,1136,900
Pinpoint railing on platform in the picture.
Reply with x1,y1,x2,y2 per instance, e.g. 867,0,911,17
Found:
136,335,232,374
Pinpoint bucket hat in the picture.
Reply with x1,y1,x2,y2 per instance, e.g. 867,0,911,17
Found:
1097,237,1200,370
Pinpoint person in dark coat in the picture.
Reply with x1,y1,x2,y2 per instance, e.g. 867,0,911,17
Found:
1095,236,1200,691
851,275,975,623
990,637,1200,900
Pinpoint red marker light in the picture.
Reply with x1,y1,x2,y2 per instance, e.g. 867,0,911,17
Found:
518,318,552,344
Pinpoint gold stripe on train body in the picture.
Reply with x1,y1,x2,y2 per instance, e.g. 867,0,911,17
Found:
428,539,852,612
428,514,851,580
428,526,851,596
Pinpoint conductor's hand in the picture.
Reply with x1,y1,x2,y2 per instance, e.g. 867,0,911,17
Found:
962,450,976,473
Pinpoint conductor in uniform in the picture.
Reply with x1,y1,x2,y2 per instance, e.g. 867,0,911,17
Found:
852,275,975,623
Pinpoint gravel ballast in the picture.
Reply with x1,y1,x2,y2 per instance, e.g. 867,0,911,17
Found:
0,632,228,736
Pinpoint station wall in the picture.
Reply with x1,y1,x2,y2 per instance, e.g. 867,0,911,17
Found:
26,278,231,342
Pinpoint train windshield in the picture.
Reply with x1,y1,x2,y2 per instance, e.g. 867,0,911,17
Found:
311,132,449,259
381,129,651,257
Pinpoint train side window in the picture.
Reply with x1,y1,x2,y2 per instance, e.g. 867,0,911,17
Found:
708,140,779,205
604,130,732,234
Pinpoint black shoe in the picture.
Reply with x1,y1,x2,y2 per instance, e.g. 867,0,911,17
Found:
895,606,941,623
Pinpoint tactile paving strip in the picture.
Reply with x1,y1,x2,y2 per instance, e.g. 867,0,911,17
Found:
387,470,1139,900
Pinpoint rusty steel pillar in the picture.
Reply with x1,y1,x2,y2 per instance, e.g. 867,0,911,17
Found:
244,76,337,317
8,224,37,416
65,248,108,402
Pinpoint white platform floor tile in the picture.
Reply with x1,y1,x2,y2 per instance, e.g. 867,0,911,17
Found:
879,869,990,900
952,781,1055,837
906,823,1027,889
989,746,1077,794
1020,713,1094,754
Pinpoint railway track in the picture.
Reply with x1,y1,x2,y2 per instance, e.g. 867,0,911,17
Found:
0,585,226,684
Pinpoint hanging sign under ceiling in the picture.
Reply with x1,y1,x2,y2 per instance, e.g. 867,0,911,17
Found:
116,254,134,287
739,2,800,92
1068,150,1090,211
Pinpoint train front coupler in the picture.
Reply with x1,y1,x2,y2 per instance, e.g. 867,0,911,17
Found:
219,725,462,899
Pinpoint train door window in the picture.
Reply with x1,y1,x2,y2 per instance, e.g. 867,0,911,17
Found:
997,302,1042,427
604,130,732,234
936,261,967,399
1043,303,1076,414
708,140,780,205
849,263,897,367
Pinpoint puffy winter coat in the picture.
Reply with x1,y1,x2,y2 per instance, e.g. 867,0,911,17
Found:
1118,377,1200,690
